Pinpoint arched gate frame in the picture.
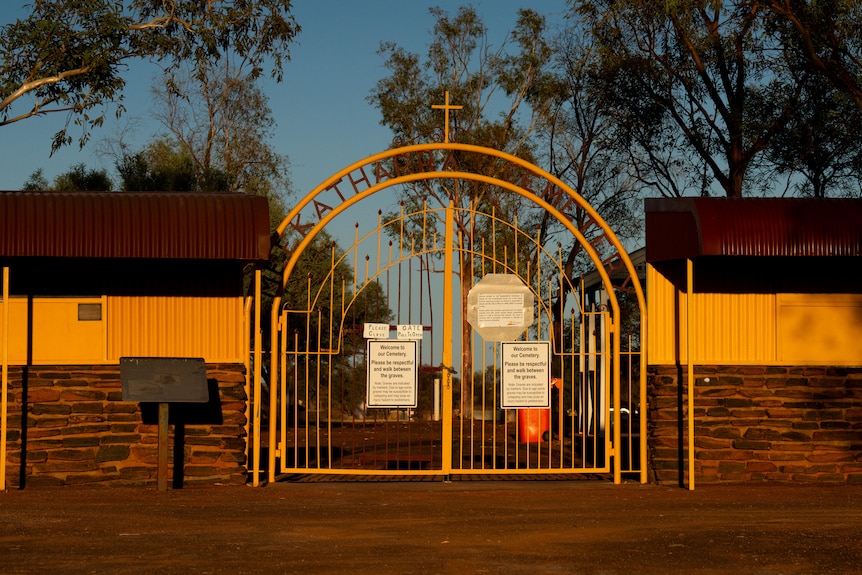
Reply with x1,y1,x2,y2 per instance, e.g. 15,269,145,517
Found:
251,142,646,484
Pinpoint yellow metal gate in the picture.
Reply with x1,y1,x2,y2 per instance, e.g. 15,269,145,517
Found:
254,143,645,483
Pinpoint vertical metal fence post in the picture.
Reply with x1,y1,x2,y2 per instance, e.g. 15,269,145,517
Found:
441,201,455,478
253,269,262,486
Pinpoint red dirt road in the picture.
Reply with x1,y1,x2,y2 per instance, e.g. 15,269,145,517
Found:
2,480,861,574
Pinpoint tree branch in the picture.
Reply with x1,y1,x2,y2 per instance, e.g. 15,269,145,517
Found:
0,64,93,122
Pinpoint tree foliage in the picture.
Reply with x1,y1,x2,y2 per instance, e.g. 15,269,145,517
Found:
759,0,862,108
368,6,557,415
0,0,299,151
757,0,862,197
23,163,112,191
281,230,392,356
529,20,643,343
763,68,862,198
149,60,292,226
110,61,290,230
116,137,198,193
575,0,803,197
570,0,862,198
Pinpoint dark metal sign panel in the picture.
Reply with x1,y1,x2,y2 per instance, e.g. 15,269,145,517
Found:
120,357,209,403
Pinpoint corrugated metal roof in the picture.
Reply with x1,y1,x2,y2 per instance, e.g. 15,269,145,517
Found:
645,197,862,262
582,246,647,294
0,192,271,261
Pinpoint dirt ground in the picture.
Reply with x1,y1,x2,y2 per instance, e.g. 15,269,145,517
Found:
2,479,861,574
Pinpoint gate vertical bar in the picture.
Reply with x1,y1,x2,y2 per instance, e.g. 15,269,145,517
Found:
441,201,455,477
242,296,252,470
252,269,262,486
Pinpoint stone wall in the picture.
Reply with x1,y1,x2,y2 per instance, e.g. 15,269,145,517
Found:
2,364,248,487
649,365,862,484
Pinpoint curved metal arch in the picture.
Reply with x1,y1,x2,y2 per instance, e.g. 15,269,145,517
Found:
295,203,446,331
273,171,622,398
265,143,647,485
275,142,644,318
297,202,587,356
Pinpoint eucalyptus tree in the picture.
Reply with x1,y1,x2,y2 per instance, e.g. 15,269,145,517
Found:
150,60,291,224
0,0,299,152
22,164,112,191
529,21,643,349
368,6,557,416
279,229,393,415
764,65,862,198
573,0,799,197
757,0,862,197
115,137,198,193
759,0,862,109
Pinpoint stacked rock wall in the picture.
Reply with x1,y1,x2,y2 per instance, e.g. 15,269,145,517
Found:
2,364,248,487
649,365,862,484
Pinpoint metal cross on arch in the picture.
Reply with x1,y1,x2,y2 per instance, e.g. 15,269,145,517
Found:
432,91,462,143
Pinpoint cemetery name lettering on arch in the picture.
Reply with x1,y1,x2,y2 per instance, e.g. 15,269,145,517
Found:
283,147,624,278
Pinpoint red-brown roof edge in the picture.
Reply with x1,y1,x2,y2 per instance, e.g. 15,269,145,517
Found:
645,197,862,262
0,191,271,261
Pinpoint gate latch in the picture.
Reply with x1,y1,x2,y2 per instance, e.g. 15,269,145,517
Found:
439,363,458,375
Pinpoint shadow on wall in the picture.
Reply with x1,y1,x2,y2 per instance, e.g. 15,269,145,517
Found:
140,379,224,488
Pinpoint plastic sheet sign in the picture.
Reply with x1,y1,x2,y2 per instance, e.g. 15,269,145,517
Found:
396,324,423,340
500,342,551,408
466,274,535,341
363,323,390,339
366,340,418,408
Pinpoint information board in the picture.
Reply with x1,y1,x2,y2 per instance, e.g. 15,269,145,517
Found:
500,342,551,408
119,357,209,403
366,340,418,408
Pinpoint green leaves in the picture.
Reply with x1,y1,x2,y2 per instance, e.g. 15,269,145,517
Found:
1,0,299,151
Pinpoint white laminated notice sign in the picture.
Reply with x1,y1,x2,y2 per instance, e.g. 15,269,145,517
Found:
466,274,534,341
396,324,424,340
477,293,525,327
500,341,551,408
363,322,390,339
366,340,418,408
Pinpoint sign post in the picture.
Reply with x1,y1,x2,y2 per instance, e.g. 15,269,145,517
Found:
120,357,209,492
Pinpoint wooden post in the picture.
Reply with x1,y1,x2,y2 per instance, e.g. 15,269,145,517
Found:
687,258,695,491
158,402,169,492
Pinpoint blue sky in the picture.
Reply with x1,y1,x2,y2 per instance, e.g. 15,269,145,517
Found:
0,1,570,200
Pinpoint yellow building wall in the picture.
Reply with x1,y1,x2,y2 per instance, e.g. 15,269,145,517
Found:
777,294,862,364
1,295,244,365
647,264,862,366
0,297,107,363
107,296,244,363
